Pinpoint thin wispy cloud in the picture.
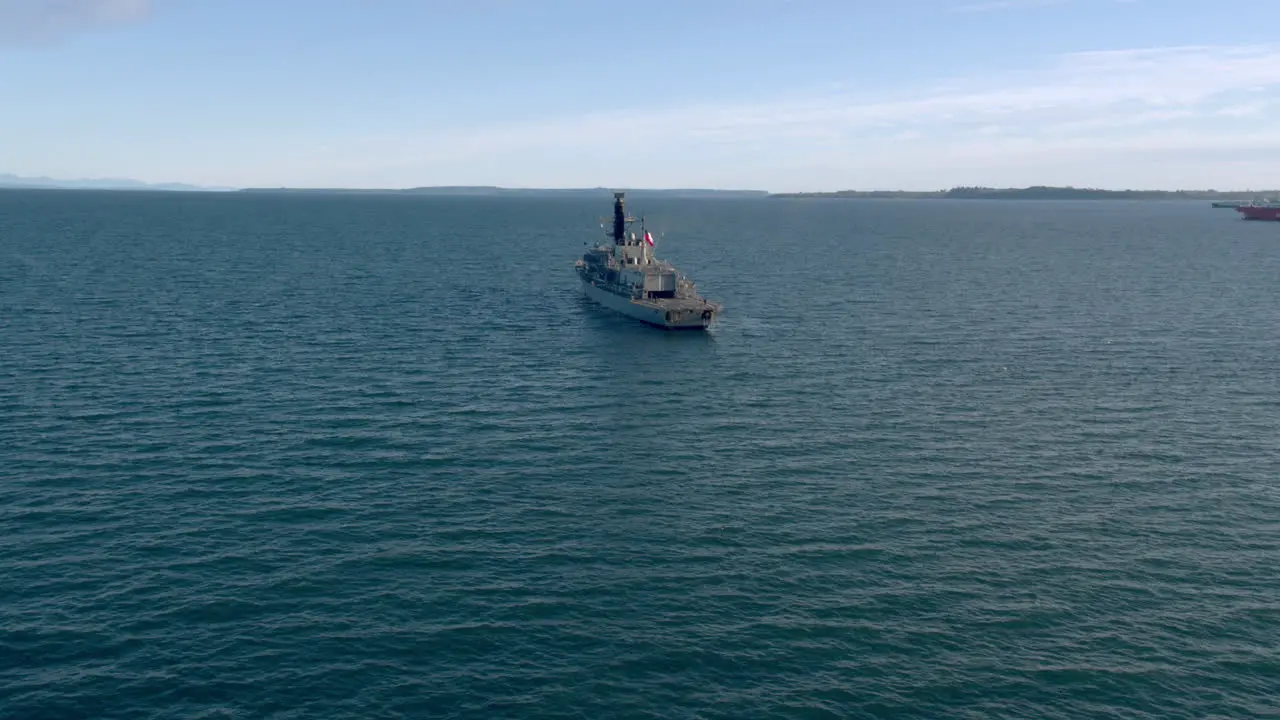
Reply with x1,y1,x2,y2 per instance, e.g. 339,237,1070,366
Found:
0,0,150,47
336,44,1280,166
255,42,1279,191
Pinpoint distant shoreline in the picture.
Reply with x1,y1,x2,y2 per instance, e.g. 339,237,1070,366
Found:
235,185,1280,201
236,186,770,199
3,180,1277,201
769,186,1280,201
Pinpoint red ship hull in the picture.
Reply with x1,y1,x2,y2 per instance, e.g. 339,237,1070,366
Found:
1236,206,1280,221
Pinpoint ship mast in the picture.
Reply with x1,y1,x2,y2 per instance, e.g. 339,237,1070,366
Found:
640,215,651,264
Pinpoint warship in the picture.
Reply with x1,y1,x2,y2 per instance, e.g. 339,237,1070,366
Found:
574,192,722,330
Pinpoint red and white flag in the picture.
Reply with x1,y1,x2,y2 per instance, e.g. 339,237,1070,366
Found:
644,231,654,246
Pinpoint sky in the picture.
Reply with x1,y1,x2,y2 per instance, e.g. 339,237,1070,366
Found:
1,0,1278,191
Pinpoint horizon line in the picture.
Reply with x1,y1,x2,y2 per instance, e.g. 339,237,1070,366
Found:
3,175,1279,196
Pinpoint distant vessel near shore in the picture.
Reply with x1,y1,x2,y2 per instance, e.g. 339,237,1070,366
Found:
1236,202,1280,221
573,192,721,330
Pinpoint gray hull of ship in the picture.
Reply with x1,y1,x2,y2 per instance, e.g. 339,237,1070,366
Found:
579,277,714,330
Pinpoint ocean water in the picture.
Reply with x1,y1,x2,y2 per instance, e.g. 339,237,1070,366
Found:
2,189,1278,719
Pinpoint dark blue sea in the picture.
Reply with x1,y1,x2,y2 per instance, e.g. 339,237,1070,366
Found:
3,189,1278,719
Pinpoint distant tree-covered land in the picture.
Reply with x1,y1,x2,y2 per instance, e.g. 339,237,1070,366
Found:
770,186,1280,201
239,186,769,199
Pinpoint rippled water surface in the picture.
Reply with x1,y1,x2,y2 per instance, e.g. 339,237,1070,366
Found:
3,189,1278,719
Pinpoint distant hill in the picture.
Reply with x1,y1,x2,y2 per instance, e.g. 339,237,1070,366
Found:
770,185,1280,201
0,173,233,192
238,185,769,199
17,177,1273,201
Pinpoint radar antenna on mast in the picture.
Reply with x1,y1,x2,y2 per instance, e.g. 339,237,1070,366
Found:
607,191,637,244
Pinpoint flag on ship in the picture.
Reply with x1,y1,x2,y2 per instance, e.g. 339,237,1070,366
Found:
644,231,654,246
